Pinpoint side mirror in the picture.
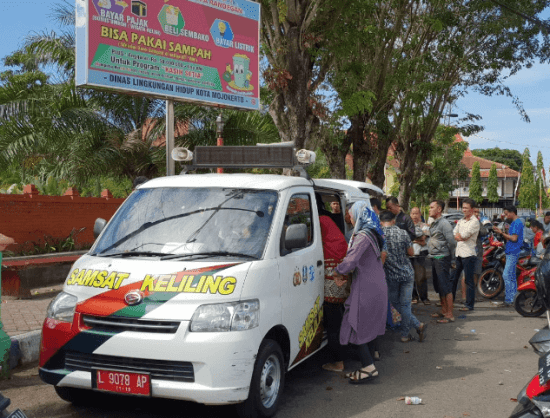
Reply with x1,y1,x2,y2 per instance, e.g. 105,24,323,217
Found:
285,224,308,250
94,218,107,239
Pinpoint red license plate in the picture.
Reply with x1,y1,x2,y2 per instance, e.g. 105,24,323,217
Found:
95,369,150,396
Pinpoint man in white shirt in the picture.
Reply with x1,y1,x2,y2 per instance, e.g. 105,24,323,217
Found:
452,198,480,311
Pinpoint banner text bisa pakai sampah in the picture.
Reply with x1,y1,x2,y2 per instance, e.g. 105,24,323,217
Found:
101,26,212,60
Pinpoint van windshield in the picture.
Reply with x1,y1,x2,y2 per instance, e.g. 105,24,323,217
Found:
91,187,279,260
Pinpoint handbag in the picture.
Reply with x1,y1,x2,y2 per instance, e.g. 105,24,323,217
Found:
324,258,349,303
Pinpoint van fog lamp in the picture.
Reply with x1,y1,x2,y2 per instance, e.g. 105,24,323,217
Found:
46,291,77,322
190,300,260,332
171,147,193,162
296,149,316,165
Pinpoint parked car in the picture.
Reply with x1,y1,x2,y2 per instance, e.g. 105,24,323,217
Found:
442,212,463,226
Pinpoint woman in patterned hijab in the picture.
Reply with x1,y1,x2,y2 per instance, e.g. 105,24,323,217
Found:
350,200,386,252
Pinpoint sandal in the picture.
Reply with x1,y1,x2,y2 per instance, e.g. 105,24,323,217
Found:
401,335,414,343
412,299,418,304
322,362,344,372
459,307,473,312
423,300,431,306
430,312,444,318
348,368,379,384
437,317,455,324
417,323,428,342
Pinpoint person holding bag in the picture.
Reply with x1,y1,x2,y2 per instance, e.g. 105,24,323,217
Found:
332,201,387,384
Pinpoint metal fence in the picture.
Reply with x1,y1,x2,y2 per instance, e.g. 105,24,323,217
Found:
480,207,539,218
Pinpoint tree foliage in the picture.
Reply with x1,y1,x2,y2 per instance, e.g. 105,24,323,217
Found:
471,148,523,172
536,150,550,208
469,162,483,205
411,125,469,205
487,163,499,204
519,148,537,209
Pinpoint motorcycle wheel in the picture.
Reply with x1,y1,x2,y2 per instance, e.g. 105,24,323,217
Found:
477,268,504,299
514,290,545,317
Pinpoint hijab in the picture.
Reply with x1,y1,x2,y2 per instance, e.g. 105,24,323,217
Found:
350,200,386,251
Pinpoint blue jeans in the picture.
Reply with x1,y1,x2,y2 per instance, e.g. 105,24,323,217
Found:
454,256,477,310
387,279,421,338
503,253,520,304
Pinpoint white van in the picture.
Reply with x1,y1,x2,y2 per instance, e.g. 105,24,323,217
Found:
38,145,372,417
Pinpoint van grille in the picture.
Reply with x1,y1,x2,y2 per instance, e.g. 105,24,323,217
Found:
65,352,194,382
82,315,180,334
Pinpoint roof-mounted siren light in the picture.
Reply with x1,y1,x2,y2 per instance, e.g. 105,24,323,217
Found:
296,149,316,165
172,147,193,162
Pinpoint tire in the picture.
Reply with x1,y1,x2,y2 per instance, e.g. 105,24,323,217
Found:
54,386,91,405
514,290,546,317
477,268,504,299
236,339,285,418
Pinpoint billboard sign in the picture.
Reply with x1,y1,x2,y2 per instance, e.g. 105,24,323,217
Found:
76,0,260,110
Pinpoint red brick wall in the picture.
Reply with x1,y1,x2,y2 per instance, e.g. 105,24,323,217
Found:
0,185,125,251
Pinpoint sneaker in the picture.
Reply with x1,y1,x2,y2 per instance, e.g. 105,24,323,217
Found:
491,301,504,307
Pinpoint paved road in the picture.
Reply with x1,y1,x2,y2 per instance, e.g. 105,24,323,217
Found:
2,301,545,418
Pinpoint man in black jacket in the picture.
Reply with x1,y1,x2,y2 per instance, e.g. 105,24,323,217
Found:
386,197,416,241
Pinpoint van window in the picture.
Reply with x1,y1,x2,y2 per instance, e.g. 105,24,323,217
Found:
281,193,314,255
91,187,278,260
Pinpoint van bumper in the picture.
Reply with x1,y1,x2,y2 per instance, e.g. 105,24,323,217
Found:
39,325,261,405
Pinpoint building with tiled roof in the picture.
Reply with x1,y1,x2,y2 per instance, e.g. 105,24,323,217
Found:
450,133,520,207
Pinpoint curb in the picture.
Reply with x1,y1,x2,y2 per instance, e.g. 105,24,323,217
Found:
9,330,41,369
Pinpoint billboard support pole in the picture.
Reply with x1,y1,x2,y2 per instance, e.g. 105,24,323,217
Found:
166,99,175,176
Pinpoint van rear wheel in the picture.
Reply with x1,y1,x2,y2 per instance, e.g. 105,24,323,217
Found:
236,339,285,418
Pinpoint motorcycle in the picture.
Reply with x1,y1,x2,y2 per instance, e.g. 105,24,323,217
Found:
477,245,506,299
510,243,550,417
514,276,545,317
510,318,550,417
0,392,28,418
477,236,535,299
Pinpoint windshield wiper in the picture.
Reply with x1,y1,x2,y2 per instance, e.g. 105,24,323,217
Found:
161,251,258,261
98,251,170,258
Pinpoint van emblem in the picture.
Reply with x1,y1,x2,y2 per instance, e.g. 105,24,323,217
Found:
124,290,144,306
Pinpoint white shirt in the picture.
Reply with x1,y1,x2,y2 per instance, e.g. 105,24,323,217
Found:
453,217,480,258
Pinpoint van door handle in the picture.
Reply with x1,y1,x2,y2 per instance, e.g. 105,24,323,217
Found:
317,260,323,267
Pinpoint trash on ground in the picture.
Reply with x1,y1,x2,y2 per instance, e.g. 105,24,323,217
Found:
405,396,421,405
470,329,476,333
326,387,332,391
498,382,503,385
397,396,405,401
510,398,518,402
436,366,443,370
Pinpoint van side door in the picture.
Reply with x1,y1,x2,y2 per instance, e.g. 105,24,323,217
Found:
277,188,324,369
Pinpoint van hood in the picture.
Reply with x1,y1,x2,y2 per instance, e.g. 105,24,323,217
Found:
66,255,252,321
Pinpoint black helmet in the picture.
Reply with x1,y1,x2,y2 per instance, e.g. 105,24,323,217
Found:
535,244,550,311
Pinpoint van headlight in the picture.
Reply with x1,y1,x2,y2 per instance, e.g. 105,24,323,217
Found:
46,292,77,322
190,300,259,332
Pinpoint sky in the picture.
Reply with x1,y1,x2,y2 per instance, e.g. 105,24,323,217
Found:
1,1,550,172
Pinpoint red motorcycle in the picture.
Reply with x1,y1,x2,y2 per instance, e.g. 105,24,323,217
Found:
477,245,535,299
514,261,545,317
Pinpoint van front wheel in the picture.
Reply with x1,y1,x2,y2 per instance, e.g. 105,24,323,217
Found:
236,339,285,418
